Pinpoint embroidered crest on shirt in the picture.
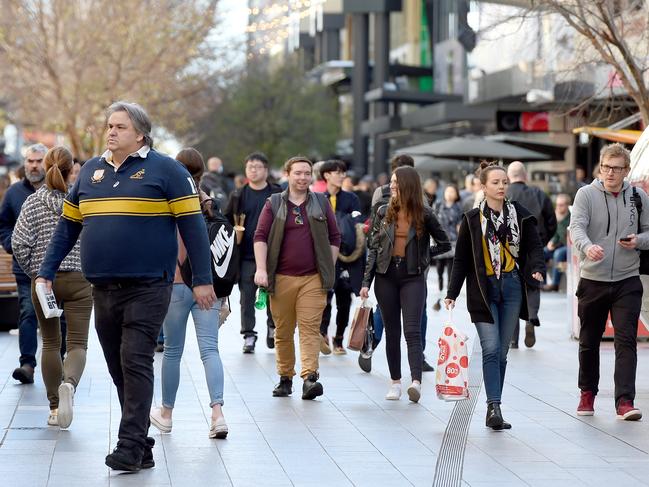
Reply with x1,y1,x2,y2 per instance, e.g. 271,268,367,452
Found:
91,169,105,183
130,169,145,180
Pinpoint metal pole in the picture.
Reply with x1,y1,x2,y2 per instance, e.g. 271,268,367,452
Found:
351,13,369,176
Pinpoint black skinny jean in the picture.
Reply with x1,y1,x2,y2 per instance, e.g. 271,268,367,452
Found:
320,276,353,342
93,279,172,453
435,257,454,291
374,259,426,382
577,276,642,405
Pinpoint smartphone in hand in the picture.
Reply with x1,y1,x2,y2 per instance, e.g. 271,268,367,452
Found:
620,237,632,242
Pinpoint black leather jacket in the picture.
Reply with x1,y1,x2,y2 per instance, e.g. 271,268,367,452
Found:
362,205,450,288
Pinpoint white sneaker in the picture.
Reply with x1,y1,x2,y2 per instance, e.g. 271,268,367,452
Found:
385,383,402,400
57,383,75,428
47,409,58,426
209,416,228,439
149,406,172,433
407,382,421,403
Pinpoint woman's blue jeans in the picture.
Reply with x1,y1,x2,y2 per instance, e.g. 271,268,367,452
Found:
474,272,522,404
161,283,224,408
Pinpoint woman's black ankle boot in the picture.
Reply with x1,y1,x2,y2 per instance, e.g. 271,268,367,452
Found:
486,403,504,429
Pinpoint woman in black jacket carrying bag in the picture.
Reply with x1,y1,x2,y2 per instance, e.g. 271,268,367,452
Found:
360,166,450,403
444,161,544,430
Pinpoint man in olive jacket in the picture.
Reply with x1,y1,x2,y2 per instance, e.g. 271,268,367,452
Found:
253,157,341,400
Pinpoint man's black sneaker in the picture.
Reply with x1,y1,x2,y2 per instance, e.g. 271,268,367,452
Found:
141,437,155,469
272,376,293,397
243,335,256,354
422,359,435,372
105,443,143,472
358,353,372,373
12,365,34,384
266,326,275,349
510,340,519,349
302,373,323,400
524,322,536,348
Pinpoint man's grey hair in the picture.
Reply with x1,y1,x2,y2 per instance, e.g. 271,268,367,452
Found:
25,143,48,157
106,101,154,148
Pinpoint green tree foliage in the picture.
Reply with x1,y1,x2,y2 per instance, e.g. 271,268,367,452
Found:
194,60,340,170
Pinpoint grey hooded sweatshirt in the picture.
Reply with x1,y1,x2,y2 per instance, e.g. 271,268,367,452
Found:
571,179,649,282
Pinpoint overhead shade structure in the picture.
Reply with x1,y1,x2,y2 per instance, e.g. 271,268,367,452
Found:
629,126,649,184
396,136,550,162
412,156,475,173
572,126,641,145
485,134,568,161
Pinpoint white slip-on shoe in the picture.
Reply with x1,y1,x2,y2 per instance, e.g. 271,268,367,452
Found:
209,416,228,439
47,409,58,426
57,383,75,429
149,406,172,433
407,382,421,403
385,383,402,400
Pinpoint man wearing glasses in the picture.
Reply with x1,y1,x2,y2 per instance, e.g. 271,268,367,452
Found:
253,157,341,399
571,143,649,421
224,152,281,353
0,143,47,384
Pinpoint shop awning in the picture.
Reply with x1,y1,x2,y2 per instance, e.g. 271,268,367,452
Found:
572,126,642,144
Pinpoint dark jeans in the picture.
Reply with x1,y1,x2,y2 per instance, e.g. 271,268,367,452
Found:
16,275,38,368
320,276,353,342
239,259,274,338
475,272,522,404
435,257,454,291
577,276,642,405
374,260,426,382
373,302,427,351
93,280,172,452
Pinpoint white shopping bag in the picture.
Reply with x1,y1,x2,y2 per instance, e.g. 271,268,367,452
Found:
435,311,469,401
34,282,63,319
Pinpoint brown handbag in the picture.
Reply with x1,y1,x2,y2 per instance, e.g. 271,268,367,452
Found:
347,300,371,351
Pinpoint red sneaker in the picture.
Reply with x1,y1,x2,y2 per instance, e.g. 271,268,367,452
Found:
577,390,595,416
616,400,642,421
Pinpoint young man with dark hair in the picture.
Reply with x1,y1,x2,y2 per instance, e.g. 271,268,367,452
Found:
318,160,364,354
224,152,281,352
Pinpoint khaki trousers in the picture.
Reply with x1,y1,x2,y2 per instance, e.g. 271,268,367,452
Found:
270,274,327,379
31,272,92,410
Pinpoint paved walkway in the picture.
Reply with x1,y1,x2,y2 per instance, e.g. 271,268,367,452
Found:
0,281,649,486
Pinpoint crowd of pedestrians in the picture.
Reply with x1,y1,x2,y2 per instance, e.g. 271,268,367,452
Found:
0,98,646,475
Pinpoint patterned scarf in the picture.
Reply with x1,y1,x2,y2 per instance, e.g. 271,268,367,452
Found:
479,199,520,279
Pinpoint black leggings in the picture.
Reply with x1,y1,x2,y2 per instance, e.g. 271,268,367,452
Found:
436,257,454,290
374,260,426,382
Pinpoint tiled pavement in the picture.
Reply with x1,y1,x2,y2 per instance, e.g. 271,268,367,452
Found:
1,280,649,486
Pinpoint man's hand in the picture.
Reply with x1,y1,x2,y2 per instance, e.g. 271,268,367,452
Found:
546,241,556,251
35,277,52,293
254,270,269,288
359,287,369,300
193,284,216,311
618,234,638,250
586,244,605,261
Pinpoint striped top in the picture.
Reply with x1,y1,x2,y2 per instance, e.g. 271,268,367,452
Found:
38,148,212,286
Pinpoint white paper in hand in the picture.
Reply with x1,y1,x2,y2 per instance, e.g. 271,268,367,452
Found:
35,282,63,319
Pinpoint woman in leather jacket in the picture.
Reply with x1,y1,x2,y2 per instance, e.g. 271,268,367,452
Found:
360,166,450,402
445,161,544,431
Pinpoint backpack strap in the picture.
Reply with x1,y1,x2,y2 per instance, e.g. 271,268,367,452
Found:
634,186,643,234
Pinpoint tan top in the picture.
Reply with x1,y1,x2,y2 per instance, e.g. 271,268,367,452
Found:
392,212,410,257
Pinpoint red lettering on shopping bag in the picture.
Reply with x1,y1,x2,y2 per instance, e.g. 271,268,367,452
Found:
438,339,450,365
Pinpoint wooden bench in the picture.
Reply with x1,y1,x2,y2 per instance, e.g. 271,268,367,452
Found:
0,249,19,331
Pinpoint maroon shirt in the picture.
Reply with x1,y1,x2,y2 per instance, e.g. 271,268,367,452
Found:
254,196,341,276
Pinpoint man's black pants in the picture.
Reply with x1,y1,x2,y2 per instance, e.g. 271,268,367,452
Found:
320,276,353,342
577,276,642,405
93,280,172,451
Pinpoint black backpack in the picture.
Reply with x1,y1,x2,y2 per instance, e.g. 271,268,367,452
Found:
180,202,240,298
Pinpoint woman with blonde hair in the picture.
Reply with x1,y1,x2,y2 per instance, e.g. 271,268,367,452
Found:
12,146,92,429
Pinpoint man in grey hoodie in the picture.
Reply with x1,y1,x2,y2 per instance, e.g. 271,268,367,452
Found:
571,143,649,421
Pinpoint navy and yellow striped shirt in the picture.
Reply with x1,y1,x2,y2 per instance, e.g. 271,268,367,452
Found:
38,147,212,286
